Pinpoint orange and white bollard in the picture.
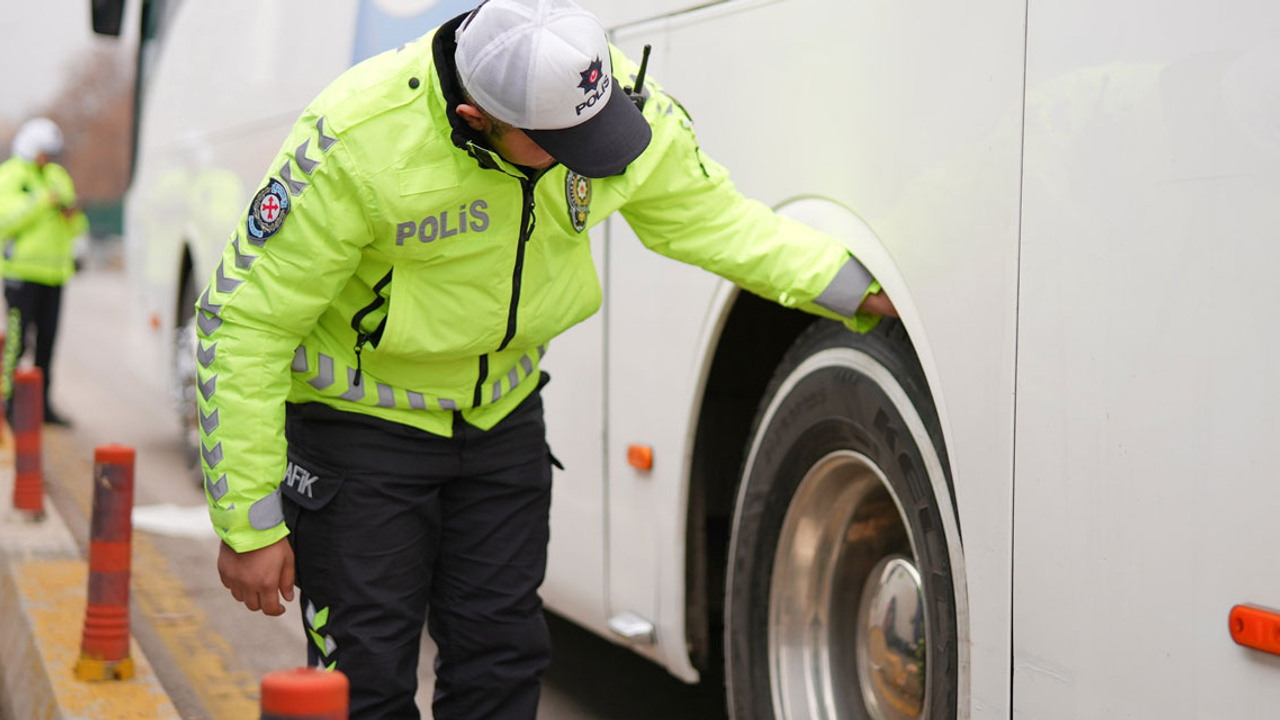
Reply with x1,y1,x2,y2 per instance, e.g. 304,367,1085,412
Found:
260,667,349,720
11,366,43,518
74,444,137,681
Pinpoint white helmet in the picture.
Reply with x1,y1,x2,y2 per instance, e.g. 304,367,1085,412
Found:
11,117,64,162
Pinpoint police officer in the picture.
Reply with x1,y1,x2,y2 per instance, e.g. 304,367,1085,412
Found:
202,1,896,717
0,117,85,426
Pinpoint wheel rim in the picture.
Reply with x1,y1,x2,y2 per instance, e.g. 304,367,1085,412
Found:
768,450,929,720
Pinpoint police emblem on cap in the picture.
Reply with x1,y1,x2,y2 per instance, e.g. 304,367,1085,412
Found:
565,171,591,233
578,58,604,94
246,178,291,241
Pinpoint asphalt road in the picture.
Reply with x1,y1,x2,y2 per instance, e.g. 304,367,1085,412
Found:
39,256,727,719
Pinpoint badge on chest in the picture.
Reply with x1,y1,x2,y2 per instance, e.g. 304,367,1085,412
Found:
566,171,591,233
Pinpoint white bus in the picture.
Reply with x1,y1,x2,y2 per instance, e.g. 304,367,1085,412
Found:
94,0,1280,717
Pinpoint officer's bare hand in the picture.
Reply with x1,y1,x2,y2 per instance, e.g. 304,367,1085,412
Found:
858,290,898,318
217,538,295,616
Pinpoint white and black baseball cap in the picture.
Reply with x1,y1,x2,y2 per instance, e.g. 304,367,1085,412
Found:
455,0,651,178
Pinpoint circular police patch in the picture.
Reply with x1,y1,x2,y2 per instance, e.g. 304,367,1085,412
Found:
246,178,291,241
565,171,591,233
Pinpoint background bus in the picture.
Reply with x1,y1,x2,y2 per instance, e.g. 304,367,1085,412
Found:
94,0,1280,717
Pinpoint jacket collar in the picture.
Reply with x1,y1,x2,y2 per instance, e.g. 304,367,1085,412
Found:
432,13,544,179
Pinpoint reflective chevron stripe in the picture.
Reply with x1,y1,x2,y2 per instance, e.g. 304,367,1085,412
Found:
316,117,337,152
376,383,395,408
214,260,240,294
295,138,319,175
205,471,228,501
199,373,216,401
280,158,308,196
200,287,221,316
197,342,216,368
308,354,335,390
337,368,364,402
197,311,221,336
201,441,223,468
232,233,256,270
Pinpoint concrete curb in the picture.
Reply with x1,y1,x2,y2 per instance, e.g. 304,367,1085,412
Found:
0,451,180,719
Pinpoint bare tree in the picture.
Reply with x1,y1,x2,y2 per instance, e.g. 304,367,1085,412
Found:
0,120,14,160
40,43,135,204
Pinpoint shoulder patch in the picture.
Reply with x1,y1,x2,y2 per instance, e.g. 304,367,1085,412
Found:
246,178,291,242
565,171,591,233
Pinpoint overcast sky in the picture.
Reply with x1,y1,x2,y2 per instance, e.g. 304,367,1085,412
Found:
0,0,110,124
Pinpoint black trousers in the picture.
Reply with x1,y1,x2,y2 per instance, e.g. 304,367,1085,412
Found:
282,387,554,720
3,279,63,408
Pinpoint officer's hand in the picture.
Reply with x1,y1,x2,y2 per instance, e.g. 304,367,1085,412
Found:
217,538,295,616
857,290,898,318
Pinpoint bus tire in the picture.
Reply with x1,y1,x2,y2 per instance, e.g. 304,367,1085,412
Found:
725,320,958,720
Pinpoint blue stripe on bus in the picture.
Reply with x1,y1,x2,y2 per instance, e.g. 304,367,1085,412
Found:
351,0,479,65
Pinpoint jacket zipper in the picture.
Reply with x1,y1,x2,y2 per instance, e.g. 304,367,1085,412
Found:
350,269,394,387
474,173,539,406
498,178,536,352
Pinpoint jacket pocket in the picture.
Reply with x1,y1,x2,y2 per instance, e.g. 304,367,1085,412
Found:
279,448,346,513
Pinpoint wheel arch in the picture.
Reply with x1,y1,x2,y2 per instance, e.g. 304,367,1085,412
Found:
682,197,967,684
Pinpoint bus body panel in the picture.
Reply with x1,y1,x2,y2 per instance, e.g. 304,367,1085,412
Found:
1015,1,1280,716
125,0,358,362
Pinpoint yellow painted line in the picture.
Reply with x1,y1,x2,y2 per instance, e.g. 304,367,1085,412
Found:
44,429,261,720
15,558,176,718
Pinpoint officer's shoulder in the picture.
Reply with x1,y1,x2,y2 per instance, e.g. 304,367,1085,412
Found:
43,161,72,179
0,156,32,185
309,31,438,137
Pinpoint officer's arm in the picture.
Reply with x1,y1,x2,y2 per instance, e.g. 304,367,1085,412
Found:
44,163,88,240
198,112,373,554
613,56,884,333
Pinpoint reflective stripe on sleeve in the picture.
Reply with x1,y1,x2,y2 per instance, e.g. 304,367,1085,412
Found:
248,488,284,531
316,117,338,152
811,257,875,318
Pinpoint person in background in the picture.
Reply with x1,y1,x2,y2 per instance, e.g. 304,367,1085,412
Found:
0,117,86,425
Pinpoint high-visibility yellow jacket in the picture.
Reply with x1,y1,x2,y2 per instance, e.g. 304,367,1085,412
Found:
199,16,881,552
0,158,85,286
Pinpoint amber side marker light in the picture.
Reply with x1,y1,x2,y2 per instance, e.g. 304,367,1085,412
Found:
1229,604,1280,656
627,444,653,471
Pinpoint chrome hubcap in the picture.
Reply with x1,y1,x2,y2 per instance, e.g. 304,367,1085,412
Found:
768,450,929,719
856,556,926,720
